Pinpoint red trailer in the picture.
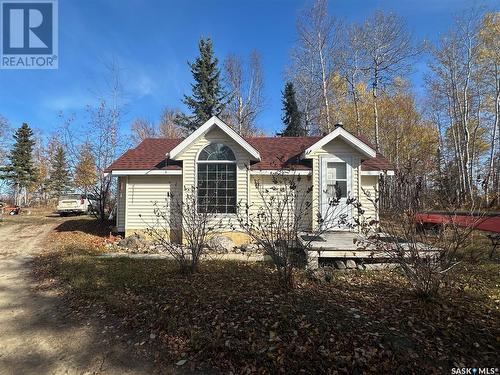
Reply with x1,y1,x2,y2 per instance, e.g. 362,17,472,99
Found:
415,212,500,233
415,211,500,258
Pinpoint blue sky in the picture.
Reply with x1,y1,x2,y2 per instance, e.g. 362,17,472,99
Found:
0,0,498,139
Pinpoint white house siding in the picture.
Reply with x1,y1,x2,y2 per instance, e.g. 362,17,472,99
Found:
174,127,251,236
249,175,313,232
116,176,126,231
117,132,381,241
124,175,182,232
360,175,379,223
308,138,363,231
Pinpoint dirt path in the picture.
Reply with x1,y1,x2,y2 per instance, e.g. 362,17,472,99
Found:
0,218,159,375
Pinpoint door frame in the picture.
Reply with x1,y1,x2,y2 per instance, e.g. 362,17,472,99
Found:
319,154,353,231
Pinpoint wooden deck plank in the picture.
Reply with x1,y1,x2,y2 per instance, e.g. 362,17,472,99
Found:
300,231,439,259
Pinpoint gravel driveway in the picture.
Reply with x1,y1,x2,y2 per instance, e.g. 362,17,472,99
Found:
0,217,159,375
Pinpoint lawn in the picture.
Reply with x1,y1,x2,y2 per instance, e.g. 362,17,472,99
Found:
34,223,500,374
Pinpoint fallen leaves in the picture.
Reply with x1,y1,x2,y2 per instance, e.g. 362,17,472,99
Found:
32,230,500,374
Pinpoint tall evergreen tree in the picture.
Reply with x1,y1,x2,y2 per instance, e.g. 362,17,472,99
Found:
48,145,71,197
280,82,305,136
0,123,37,205
175,38,227,133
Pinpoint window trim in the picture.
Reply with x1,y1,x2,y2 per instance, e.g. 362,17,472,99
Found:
195,143,238,214
319,154,353,231
326,161,348,198
196,160,237,164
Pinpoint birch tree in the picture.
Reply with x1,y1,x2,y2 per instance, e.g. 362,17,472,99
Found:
288,35,322,135
223,51,265,136
158,108,182,138
130,118,157,145
335,24,366,133
61,63,125,220
356,11,419,152
478,12,500,205
427,10,486,203
74,142,97,195
295,0,337,133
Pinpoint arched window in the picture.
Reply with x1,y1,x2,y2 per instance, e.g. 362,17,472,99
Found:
197,143,237,213
198,143,236,161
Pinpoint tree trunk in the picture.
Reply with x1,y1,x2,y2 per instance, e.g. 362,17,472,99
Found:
372,68,380,152
318,33,331,133
238,95,244,134
486,63,500,206
348,73,361,133
462,55,472,202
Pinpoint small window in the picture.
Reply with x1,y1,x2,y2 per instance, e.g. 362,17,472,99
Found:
326,162,347,198
197,143,237,213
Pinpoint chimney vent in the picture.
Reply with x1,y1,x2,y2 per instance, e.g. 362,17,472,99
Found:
335,122,343,129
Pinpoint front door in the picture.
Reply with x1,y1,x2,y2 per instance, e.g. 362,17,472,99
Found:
320,156,352,230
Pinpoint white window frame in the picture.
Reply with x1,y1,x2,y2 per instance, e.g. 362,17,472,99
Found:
320,155,353,231
196,143,238,214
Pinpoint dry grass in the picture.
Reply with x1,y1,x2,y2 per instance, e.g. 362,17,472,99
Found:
33,227,500,374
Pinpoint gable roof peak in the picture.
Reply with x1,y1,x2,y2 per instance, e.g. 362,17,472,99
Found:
304,126,376,158
167,116,261,161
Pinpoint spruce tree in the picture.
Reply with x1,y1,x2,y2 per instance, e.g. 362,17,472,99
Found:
175,38,227,133
280,82,305,137
0,123,37,204
48,145,71,197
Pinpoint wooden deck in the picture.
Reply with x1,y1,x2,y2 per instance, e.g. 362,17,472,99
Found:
300,231,440,263
300,231,378,259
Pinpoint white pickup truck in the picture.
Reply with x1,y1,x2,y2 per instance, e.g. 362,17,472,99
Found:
56,194,98,216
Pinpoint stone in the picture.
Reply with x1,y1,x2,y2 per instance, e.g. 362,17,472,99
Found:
307,254,319,270
175,359,187,366
335,260,346,270
357,263,365,270
364,263,397,270
345,260,357,269
322,267,334,282
240,243,260,254
118,234,146,250
307,267,335,282
207,235,235,253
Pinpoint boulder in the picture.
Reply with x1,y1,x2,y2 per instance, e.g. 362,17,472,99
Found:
118,234,146,250
207,235,235,253
335,260,346,270
306,267,334,282
364,263,397,270
240,243,260,254
345,260,357,269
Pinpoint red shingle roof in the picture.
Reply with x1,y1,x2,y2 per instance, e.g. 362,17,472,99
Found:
246,136,321,170
105,135,392,173
105,138,183,172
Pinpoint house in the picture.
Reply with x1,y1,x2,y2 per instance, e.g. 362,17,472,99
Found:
105,116,393,245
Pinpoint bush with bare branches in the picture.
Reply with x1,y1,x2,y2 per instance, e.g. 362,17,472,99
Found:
143,186,223,274
359,200,482,299
235,170,362,289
